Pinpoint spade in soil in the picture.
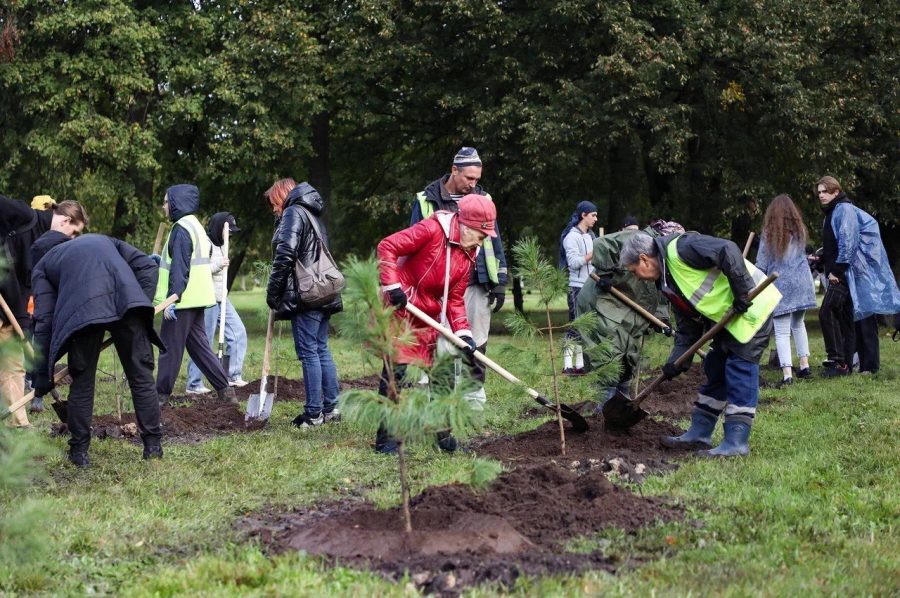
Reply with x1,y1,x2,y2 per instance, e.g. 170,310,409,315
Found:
246,310,276,422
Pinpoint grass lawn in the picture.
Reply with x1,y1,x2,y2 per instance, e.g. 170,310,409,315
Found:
2,289,898,596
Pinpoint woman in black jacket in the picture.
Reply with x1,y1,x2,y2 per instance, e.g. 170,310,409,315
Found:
265,179,342,428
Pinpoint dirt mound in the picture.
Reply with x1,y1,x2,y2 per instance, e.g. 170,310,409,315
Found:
241,462,680,593
51,398,264,444
637,364,705,420
233,374,381,402
474,413,692,473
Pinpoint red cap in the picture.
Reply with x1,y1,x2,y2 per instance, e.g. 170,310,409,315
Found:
458,194,497,237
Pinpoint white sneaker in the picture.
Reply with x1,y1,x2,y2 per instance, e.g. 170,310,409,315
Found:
185,385,212,395
323,409,341,423
228,378,250,388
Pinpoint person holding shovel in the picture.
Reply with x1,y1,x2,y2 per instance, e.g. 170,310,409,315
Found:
185,213,248,393
374,194,493,454
30,231,165,467
575,219,683,407
619,231,780,457
154,184,236,407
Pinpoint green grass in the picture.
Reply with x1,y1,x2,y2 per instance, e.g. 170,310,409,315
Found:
2,289,898,596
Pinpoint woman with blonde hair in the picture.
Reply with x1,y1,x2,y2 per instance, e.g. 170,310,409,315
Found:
756,194,816,386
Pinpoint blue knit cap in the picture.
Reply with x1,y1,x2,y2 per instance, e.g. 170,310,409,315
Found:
453,147,482,168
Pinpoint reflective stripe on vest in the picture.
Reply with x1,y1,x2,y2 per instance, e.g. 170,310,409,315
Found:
417,191,500,284
154,214,216,309
664,235,782,343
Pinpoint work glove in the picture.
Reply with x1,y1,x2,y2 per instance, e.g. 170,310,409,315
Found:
386,287,408,308
652,318,673,337
163,303,178,321
732,294,752,314
149,253,162,266
595,275,613,293
458,334,478,366
487,286,506,313
661,361,685,381
33,372,55,397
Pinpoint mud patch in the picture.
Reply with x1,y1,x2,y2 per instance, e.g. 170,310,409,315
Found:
240,462,680,593
51,398,265,444
233,374,381,402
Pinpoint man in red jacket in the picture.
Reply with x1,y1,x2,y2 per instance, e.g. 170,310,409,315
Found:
374,194,496,454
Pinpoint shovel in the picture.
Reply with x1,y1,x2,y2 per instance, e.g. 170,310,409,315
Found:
245,310,275,422
602,273,778,431
0,294,35,362
405,303,588,433
216,223,230,372
2,294,179,423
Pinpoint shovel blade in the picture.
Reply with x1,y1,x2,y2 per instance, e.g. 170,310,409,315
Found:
219,354,230,375
559,403,589,433
245,392,274,422
601,390,647,431
51,398,69,424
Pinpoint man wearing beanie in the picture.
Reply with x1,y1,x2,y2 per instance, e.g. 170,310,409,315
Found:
409,147,509,404
559,200,598,375
376,194,495,454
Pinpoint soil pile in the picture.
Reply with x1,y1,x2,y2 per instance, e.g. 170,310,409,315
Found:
233,374,381,402
636,364,705,420
242,462,680,593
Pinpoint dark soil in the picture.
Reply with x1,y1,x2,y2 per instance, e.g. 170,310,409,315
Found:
240,462,681,594
233,374,381,402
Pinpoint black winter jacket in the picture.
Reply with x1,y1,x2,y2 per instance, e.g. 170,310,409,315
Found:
654,233,771,365
1,195,53,327
163,184,202,300
820,192,852,279
31,233,163,379
266,183,342,319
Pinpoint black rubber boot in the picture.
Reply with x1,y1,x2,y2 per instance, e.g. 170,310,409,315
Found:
30,395,45,413
68,451,91,468
157,393,170,408
217,386,239,405
143,444,164,460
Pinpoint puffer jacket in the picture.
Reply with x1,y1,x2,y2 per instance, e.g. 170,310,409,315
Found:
267,183,342,319
377,211,477,366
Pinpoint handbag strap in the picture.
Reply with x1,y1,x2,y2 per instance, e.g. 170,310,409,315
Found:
439,231,452,325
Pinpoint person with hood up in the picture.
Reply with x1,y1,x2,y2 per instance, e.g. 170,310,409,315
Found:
185,213,248,393
265,179,342,428
619,230,782,457
1,195,88,426
154,184,236,406
30,232,164,467
575,219,683,408
559,200,598,375
814,176,900,376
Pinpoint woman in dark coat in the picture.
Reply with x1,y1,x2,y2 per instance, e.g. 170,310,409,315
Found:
265,179,342,429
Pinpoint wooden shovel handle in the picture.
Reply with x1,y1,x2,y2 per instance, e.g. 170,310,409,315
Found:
632,273,778,407
218,224,229,349
608,286,670,331
257,310,275,396
152,222,167,255
0,293,34,360
743,232,755,258
404,302,541,400
4,294,178,416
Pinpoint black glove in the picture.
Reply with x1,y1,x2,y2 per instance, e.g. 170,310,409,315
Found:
458,334,478,365
661,362,684,380
487,286,506,313
386,288,407,308
34,372,55,397
653,323,674,337
595,275,613,293
732,294,752,314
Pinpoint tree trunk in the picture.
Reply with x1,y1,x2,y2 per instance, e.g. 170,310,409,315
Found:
398,443,413,533
546,305,566,457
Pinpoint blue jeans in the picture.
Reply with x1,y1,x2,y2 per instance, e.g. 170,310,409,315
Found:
292,310,339,417
186,299,247,389
695,345,758,425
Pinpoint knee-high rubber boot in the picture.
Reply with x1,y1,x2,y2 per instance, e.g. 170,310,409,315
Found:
661,408,717,449
704,419,751,457
374,425,399,455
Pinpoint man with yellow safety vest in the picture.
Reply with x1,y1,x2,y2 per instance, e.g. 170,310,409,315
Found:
153,184,236,407
620,231,781,457
409,147,508,403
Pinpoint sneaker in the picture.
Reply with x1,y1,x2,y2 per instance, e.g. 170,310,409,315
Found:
822,363,850,378
796,368,812,379
323,409,341,423
229,378,250,388
186,385,211,395
572,367,586,376
30,395,45,413
291,413,324,429
775,377,793,389
143,445,163,460
68,451,90,468
562,367,578,376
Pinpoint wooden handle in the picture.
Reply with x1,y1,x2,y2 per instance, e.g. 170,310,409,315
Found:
0,294,34,360
632,273,778,407
743,232,755,258
404,302,541,400
5,294,178,417
152,222,166,255
609,287,670,331
218,224,229,350
257,310,275,396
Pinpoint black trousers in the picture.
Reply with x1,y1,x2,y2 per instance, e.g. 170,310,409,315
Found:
819,281,855,365
66,310,160,452
156,306,228,394
854,315,880,373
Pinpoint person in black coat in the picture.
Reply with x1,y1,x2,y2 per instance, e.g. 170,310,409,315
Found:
264,179,342,428
31,232,165,468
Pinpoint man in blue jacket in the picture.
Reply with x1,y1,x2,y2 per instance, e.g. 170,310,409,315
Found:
31,232,165,468
816,176,900,376
409,147,508,404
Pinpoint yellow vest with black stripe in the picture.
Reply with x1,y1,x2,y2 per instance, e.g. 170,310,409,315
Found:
154,215,216,309
665,236,781,343
416,192,500,284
